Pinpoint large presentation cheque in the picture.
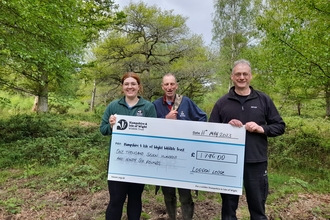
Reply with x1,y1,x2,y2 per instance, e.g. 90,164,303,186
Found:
108,115,246,195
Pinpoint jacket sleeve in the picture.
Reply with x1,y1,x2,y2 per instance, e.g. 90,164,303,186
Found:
209,102,222,123
100,104,112,136
146,102,157,118
188,99,207,122
261,98,285,137
152,99,166,118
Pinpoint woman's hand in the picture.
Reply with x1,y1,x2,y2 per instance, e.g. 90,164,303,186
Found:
109,114,117,129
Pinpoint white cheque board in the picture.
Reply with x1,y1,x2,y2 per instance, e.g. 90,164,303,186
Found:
108,115,246,195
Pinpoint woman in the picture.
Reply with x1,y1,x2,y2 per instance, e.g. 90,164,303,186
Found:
100,72,157,220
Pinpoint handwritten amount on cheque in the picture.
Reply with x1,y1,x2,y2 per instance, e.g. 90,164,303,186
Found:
114,142,227,176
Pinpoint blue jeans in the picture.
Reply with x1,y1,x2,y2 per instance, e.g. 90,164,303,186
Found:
105,180,144,220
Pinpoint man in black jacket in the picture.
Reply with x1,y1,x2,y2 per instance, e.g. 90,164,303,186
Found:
209,59,285,220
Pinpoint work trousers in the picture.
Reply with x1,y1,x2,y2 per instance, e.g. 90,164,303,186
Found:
221,161,269,220
162,186,194,220
105,180,144,220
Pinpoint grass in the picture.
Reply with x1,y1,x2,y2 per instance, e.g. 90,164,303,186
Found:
0,110,329,219
1,158,329,219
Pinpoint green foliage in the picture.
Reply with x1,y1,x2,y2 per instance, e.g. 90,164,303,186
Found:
0,112,109,197
0,109,329,218
0,96,11,108
254,0,330,116
56,163,104,191
0,113,107,168
211,0,262,89
268,116,330,191
0,197,22,214
0,114,55,143
212,0,260,45
201,84,229,116
48,94,77,114
85,1,213,105
0,91,34,114
141,212,151,220
0,0,123,112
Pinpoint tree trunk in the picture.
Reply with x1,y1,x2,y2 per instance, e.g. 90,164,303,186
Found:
325,80,330,117
90,79,96,112
38,95,48,112
326,96,330,117
37,73,49,113
32,96,39,112
297,102,301,116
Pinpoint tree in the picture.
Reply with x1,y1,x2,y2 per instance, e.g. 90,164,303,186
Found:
169,39,216,104
211,0,262,89
255,0,330,116
87,2,213,106
0,0,123,112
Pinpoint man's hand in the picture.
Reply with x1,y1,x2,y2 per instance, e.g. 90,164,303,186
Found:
228,119,243,127
165,110,178,119
245,122,264,133
229,120,264,133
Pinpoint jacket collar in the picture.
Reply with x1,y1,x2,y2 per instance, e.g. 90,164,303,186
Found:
162,94,176,105
228,86,257,99
118,96,143,106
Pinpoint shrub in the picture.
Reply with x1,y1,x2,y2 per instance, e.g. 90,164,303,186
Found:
0,114,60,144
268,116,330,179
0,113,108,168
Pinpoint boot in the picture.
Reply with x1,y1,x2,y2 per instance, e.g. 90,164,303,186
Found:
164,195,177,220
181,202,194,220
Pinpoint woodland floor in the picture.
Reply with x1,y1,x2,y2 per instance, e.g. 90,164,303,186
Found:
1,176,329,220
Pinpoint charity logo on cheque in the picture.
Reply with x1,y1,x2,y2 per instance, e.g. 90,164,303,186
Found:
117,119,128,130
116,119,148,131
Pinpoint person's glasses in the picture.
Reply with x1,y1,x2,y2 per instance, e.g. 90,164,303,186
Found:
233,73,250,78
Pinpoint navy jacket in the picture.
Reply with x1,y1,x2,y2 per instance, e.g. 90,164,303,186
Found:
209,86,285,163
153,95,207,122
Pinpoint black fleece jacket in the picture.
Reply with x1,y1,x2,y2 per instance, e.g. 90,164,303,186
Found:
209,86,285,163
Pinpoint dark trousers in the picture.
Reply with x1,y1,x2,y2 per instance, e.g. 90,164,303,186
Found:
105,180,144,220
162,186,194,220
221,162,269,220
162,186,193,206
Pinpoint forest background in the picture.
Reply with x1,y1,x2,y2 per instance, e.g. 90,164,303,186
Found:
0,0,329,219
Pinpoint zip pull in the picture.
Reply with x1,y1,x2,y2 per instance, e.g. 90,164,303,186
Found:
242,106,244,111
